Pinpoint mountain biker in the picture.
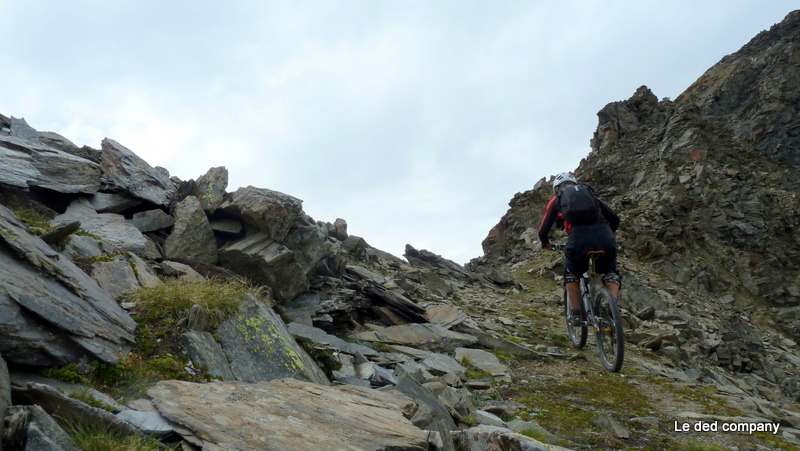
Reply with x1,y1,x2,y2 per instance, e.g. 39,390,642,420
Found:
538,172,621,326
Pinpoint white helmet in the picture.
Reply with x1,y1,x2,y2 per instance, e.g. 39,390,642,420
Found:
552,172,577,193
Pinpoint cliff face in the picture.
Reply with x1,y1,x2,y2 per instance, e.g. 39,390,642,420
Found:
479,11,800,331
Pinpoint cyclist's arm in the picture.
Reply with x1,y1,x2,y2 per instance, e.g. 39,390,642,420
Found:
538,196,559,245
599,201,620,232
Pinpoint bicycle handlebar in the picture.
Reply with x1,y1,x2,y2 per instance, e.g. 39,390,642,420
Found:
550,243,566,251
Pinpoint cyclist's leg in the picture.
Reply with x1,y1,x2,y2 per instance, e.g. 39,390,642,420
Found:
596,233,622,298
565,273,581,310
564,241,589,312
602,271,622,298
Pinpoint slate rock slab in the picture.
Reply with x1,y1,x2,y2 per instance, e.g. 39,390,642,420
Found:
193,166,228,213
181,330,236,380
452,425,557,451
287,322,378,357
12,382,137,436
99,138,176,206
164,195,218,264
218,233,308,302
219,186,303,241
352,323,478,353
455,347,511,382
4,405,81,451
0,205,136,366
148,378,430,451
0,134,101,194
53,198,147,254
217,294,329,385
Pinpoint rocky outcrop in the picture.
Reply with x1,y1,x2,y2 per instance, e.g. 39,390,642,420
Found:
0,112,530,449
0,204,136,366
481,13,800,304
99,138,177,207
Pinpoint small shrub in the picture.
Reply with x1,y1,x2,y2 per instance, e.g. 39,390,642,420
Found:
41,364,89,385
123,278,263,329
67,424,178,451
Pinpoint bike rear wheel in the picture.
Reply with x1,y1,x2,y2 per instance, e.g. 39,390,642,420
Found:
594,288,624,372
565,288,587,348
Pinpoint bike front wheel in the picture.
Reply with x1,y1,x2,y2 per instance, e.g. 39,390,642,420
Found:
594,288,624,372
565,288,587,348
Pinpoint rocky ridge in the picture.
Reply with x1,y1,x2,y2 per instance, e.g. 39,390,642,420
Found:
0,114,571,450
472,8,800,448
1,8,800,451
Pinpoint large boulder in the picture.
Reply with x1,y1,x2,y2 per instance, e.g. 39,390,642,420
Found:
0,205,136,366
164,195,218,265
0,134,101,194
218,186,303,241
215,186,345,300
218,233,309,302
147,378,430,450
3,405,81,451
99,138,176,207
216,294,329,385
193,166,228,213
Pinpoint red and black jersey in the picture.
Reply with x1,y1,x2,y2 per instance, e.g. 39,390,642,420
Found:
538,194,619,245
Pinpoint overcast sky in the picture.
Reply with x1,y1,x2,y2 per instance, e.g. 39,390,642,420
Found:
1,2,795,264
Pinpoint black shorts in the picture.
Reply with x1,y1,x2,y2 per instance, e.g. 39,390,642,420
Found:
564,222,618,276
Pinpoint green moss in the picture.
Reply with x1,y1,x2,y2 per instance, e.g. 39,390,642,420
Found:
519,428,553,444
41,364,90,385
371,342,396,352
503,335,526,344
489,349,515,362
501,371,653,444
462,413,479,427
643,376,740,417
68,389,114,412
459,356,493,380
545,332,568,345
89,254,115,262
73,230,99,238
12,208,52,231
669,439,729,451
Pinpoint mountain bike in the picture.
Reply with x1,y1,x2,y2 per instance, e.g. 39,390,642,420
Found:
552,244,624,372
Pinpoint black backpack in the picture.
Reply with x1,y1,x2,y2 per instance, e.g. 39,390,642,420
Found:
558,184,600,225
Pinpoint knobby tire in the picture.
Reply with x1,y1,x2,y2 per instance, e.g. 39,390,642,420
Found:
595,288,624,372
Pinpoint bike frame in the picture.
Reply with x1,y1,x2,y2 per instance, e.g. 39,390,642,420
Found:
579,252,604,331
553,243,624,372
